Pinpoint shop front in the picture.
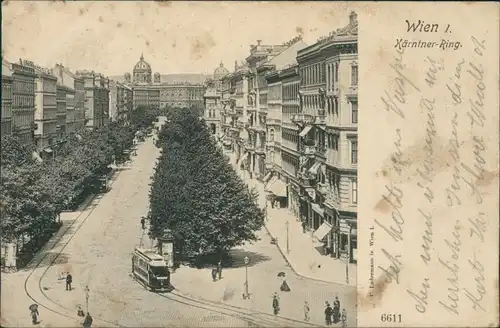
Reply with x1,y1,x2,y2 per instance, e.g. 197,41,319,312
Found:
266,176,288,208
339,218,357,264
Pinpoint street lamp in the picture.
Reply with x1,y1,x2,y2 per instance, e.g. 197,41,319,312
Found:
285,221,290,254
243,256,250,299
84,285,90,313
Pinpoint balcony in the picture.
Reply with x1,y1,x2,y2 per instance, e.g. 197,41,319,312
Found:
292,113,314,125
301,145,316,157
317,183,329,196
346,85,358,98
255,144,266,155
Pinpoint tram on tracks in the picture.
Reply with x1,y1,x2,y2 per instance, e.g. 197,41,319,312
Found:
132,248,171,292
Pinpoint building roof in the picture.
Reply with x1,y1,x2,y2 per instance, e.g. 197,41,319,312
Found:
2,60,13,76
133,53,152,73
109,73,209,85
214,62,229,77
263,39,308,71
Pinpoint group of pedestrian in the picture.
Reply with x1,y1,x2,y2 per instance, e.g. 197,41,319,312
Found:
324,296,346,326
211,260,223,282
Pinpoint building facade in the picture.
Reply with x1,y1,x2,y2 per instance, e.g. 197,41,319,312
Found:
53,64,79,135
1,61,14,137
109,80,130,122
75,70,109,128
218,12,358,266
33,66,58,151
56,84,69,141
124,54,205,110
294,11,358,264
73,76,86,131
10,60,37,145
203,62,229,137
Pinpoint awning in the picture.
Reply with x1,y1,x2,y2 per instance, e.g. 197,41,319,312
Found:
311,202,324,217
237,152,248,166
265,176,278,191
268,179,287,197
313,221,333,241
308,162,321,175
263,172,273,183
44,148,53,153
299,126,312,138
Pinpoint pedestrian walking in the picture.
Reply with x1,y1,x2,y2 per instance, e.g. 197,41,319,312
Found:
66,273,73,291
82,312,93,328
140,217,146,230
324,301,333,326
333,296,340,323
211,266,218,282
303,301,310,321
272,293,280,315
217,260,223,280
301,220,307,233
341,309,347,328
29,304,39,325
77,305,85,317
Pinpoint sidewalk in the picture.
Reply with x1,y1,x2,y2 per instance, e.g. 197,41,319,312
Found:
228,153,357,287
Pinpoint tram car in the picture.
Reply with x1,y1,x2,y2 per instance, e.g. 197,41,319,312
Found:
132,248,171,292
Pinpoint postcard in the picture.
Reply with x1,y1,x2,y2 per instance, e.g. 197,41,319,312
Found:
1,2,498,328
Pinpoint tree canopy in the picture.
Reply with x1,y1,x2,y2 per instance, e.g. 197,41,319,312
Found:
0,106,157,248
148,107,264,261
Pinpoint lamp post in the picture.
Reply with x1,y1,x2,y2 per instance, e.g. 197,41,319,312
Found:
285,221,290,254
243,256,250,299
84,285,90,313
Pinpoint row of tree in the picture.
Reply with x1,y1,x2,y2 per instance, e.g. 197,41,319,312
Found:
0,106,158,262
148,106,264,264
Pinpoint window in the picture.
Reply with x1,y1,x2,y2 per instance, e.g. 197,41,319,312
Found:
351,65,358,86
351,101,358,123
351,140,358,164
351,179,358,204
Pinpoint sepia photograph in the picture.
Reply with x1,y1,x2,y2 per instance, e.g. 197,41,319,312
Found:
1,2,358,327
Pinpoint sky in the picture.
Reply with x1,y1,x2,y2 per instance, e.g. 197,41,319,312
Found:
2,1,362,76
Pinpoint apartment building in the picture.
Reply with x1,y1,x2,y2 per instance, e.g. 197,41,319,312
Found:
1,61,14,137
10,60,37,145
295,11,358,264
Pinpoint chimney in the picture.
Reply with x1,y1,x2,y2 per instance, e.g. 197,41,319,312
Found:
256,40,262,46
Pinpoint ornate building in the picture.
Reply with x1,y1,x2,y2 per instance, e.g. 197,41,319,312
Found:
121,54,205,110
218,12,358,269
203,62,229,138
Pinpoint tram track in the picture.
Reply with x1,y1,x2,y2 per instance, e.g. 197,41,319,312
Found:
23,166,128,328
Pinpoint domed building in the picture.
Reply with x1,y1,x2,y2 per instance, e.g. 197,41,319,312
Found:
213,62,229,91
133,53,152,84
116,54,207,110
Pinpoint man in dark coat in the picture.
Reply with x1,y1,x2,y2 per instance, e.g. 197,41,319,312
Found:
140,217,146,230
82,312,93,328
66,273,73,291
217,260,223,280
333,296,341,323
211,266,218,282
324,302,333,326
272,293,280,315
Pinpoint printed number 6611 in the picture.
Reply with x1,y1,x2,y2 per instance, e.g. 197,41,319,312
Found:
380,314,402,323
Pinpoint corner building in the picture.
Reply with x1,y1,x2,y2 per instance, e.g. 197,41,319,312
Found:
294,11,358,264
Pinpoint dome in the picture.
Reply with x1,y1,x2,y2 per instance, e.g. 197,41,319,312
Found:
214,62,229,78
134,53,152,72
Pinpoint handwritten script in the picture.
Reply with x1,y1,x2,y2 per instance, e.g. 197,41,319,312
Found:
371,33,494,322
